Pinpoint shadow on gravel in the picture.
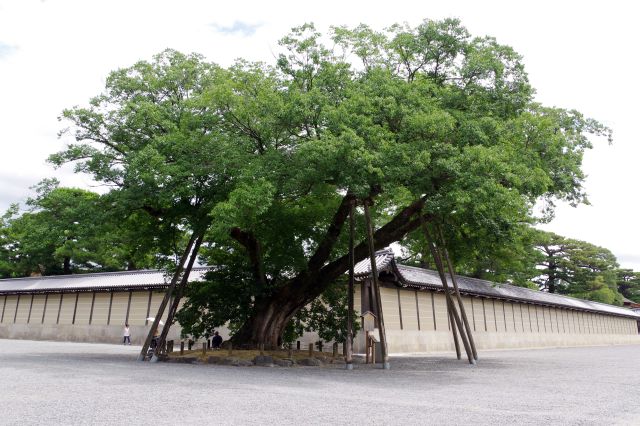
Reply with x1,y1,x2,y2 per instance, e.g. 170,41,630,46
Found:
0,352,139,364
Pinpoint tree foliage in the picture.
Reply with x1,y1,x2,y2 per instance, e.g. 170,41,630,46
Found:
51,50,240,259
178,273,359,345
0,179,159,276
533,230,622,304
44,20,615,346
617,269,640,303
298,280,361,344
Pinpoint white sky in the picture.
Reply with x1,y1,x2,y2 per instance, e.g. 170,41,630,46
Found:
0,0,638,269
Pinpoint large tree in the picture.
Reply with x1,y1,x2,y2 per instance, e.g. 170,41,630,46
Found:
617,269,640,302
533,230,622,304
0,205,18,278
0,179,160,276
3,179,103,275
54,20,609,348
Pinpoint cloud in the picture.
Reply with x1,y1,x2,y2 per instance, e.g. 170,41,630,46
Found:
617,253,640,270
0,42,17,59
0,173,39,212
210,21,263,37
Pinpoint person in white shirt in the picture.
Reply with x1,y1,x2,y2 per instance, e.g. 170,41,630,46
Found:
123,324,131,345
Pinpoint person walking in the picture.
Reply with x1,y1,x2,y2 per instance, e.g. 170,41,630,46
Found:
123,323,131,345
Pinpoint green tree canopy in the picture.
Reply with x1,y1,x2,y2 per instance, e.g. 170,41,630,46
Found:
616,269,640,303
51,20,612,347
0,179,159,276
50,50,242,251
533,230,622,304
4,179,103,275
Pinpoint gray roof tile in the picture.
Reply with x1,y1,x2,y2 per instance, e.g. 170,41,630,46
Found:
354,250,640,319
0,268,208,294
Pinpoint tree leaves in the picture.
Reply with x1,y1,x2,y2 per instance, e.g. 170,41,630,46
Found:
17,20,618,343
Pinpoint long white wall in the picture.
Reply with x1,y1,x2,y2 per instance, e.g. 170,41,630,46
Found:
1,287,639,353
0,291,184,344
365,287,640,353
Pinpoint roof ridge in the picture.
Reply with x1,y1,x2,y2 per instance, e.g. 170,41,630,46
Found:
393,263,638,318
0,266,211,283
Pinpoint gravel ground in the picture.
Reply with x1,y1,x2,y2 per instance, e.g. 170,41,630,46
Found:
1,339,639,425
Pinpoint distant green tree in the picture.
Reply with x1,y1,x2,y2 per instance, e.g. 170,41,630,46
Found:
399,222,542,288
0,205,19,278
616,269,640,302
578,275,619,305
1,179,160,276
534,231,622,304
5,179,102,275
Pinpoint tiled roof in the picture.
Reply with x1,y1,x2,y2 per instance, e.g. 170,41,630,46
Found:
0,268,208,294
354,250,640,319
353,248,395,276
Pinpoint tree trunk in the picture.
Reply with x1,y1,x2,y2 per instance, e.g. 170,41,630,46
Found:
231,277,314,349
63,256,71,274
229,196,431,348
548,264,556,293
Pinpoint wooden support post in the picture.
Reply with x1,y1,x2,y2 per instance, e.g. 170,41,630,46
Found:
439,227,478,361
228,343,233,356
202,342,206,356
363,200,390,370
153,234,205,362
140,231,198,362
288,346,293,358
365,335,371,364
168,340,174,353
180,341,184,355
345,200,355,370
423,221,475,365
308,343,313,357
333,342,338,358
447,299,461,360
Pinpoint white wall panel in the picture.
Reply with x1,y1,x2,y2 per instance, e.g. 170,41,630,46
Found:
399,291,419,331
3,296,18,323
128,291,150,326
43,294,61,325
417,292,435,331
91,293,110,325
433,293,449,331
14,295,31,324
74,293,93,324
109,292,130,326
58,293,77,325
380,287,401,330
29,295,47,324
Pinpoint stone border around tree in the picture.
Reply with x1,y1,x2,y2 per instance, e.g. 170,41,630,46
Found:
161,353,364,367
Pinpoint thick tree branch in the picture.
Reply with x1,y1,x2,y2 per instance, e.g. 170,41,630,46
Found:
142,205,164,218
306,185,382,274
306,193,356,273
230,227,267,287
317,196,429,286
